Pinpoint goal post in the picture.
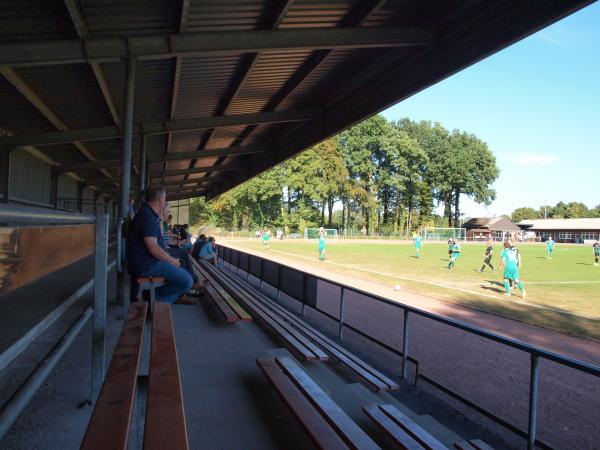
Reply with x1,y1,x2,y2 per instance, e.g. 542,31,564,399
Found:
421,227,466,242
304,228,338,241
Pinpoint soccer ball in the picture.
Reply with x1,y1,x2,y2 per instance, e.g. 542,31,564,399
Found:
394,284,402,291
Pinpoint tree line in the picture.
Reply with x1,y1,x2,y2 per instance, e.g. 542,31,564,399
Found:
190,115,500,235
511,202,600,223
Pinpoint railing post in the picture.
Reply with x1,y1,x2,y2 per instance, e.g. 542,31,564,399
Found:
259,257,264,290
91,214,109,403
301,273,307,316
527,352,540,450
402,310,410,380
338,287,345,339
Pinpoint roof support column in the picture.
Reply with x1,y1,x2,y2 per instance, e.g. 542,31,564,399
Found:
0,145,13,204
77,181,85,213
138,134,147,199
50,169,59,210
119,58,136,220
117,58,135,312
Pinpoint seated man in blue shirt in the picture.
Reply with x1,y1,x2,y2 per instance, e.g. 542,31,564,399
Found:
126,186,194,305
199,237,218,265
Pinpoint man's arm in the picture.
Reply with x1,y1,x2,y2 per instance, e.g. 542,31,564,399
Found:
144,237,181,267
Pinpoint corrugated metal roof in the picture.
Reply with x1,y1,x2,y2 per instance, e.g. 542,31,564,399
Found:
0,0,592,199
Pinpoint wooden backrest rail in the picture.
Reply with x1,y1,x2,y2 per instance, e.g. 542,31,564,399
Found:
257,357,350,450
275,356,381,450
144,302,189,450
81,302,147,450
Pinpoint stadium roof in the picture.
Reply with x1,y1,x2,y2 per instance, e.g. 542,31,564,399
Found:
0,0,594,201
518,218,600,230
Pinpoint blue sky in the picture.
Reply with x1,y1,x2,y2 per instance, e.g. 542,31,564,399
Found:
381,2,600,218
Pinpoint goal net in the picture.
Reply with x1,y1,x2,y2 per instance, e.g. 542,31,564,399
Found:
422,227,466,242
304,228,338,241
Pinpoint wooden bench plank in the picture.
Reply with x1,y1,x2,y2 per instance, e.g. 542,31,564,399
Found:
201,261,330,361
257,357,350,450
144,302,189,450
191,258,252,321
379,404,447,450
213,264,398,390
364,405,424,450
276,356,381,450
81,302,147,450
204,283,238,323
200,262,327,361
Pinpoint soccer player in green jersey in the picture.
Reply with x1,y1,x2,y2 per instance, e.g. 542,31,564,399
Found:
447,241,461,269
318,227,326,261
593,240,600,266
413,232,423,258
546,236,555,259
500,241,526,298
262,229,270,250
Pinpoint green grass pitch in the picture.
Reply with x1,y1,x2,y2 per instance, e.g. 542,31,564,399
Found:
230,239,600,340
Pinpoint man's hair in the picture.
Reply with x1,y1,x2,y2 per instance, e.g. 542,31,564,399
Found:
145,186,165,203
503,241,511,248
208,237,215,242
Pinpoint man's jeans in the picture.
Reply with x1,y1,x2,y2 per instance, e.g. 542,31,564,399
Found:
139,260,193,304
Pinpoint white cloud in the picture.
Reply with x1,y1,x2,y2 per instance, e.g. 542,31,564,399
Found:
502,153,558,167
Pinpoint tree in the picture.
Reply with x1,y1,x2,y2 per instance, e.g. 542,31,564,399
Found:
511,207,539,223
339,115,393,235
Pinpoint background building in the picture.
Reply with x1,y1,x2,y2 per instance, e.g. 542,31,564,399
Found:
464,216,521,241
517,218,600,243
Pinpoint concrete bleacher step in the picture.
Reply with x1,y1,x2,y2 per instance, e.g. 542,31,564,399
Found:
413,414,464,448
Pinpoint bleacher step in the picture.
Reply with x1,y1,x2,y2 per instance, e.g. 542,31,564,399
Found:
414,414,464,448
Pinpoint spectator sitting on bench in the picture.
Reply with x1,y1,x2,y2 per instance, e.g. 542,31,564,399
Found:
126,186,195,305
199,237,218,265
192,233,207,260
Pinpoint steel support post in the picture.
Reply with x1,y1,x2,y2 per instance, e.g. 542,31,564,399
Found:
91,214,108,403
0,145,11,204
138,134,147,197
117,57,136,312
401,310,410,380
50,170,59,209
338,287,345,339
527,353,540,450
77,181,85,213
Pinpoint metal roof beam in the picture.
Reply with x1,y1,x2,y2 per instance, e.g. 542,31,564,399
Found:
168,189,208,201
88,163,242,185
63,0,121,126
56,143,269,173
232,0,387,147
190,0,294,182
0,67,114,180
151,163,244,178
1,110,318,147
0,27,435,68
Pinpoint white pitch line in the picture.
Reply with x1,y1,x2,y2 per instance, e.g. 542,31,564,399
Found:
262,248,600,321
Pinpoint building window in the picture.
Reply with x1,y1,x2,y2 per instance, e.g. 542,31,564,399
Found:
581,232,598,241
558,232,574,242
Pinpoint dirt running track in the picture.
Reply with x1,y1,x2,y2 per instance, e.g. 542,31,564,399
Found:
223,241,600,450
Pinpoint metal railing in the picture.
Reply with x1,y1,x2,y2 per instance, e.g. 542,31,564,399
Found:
0,204,113,440
219,245,600,450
